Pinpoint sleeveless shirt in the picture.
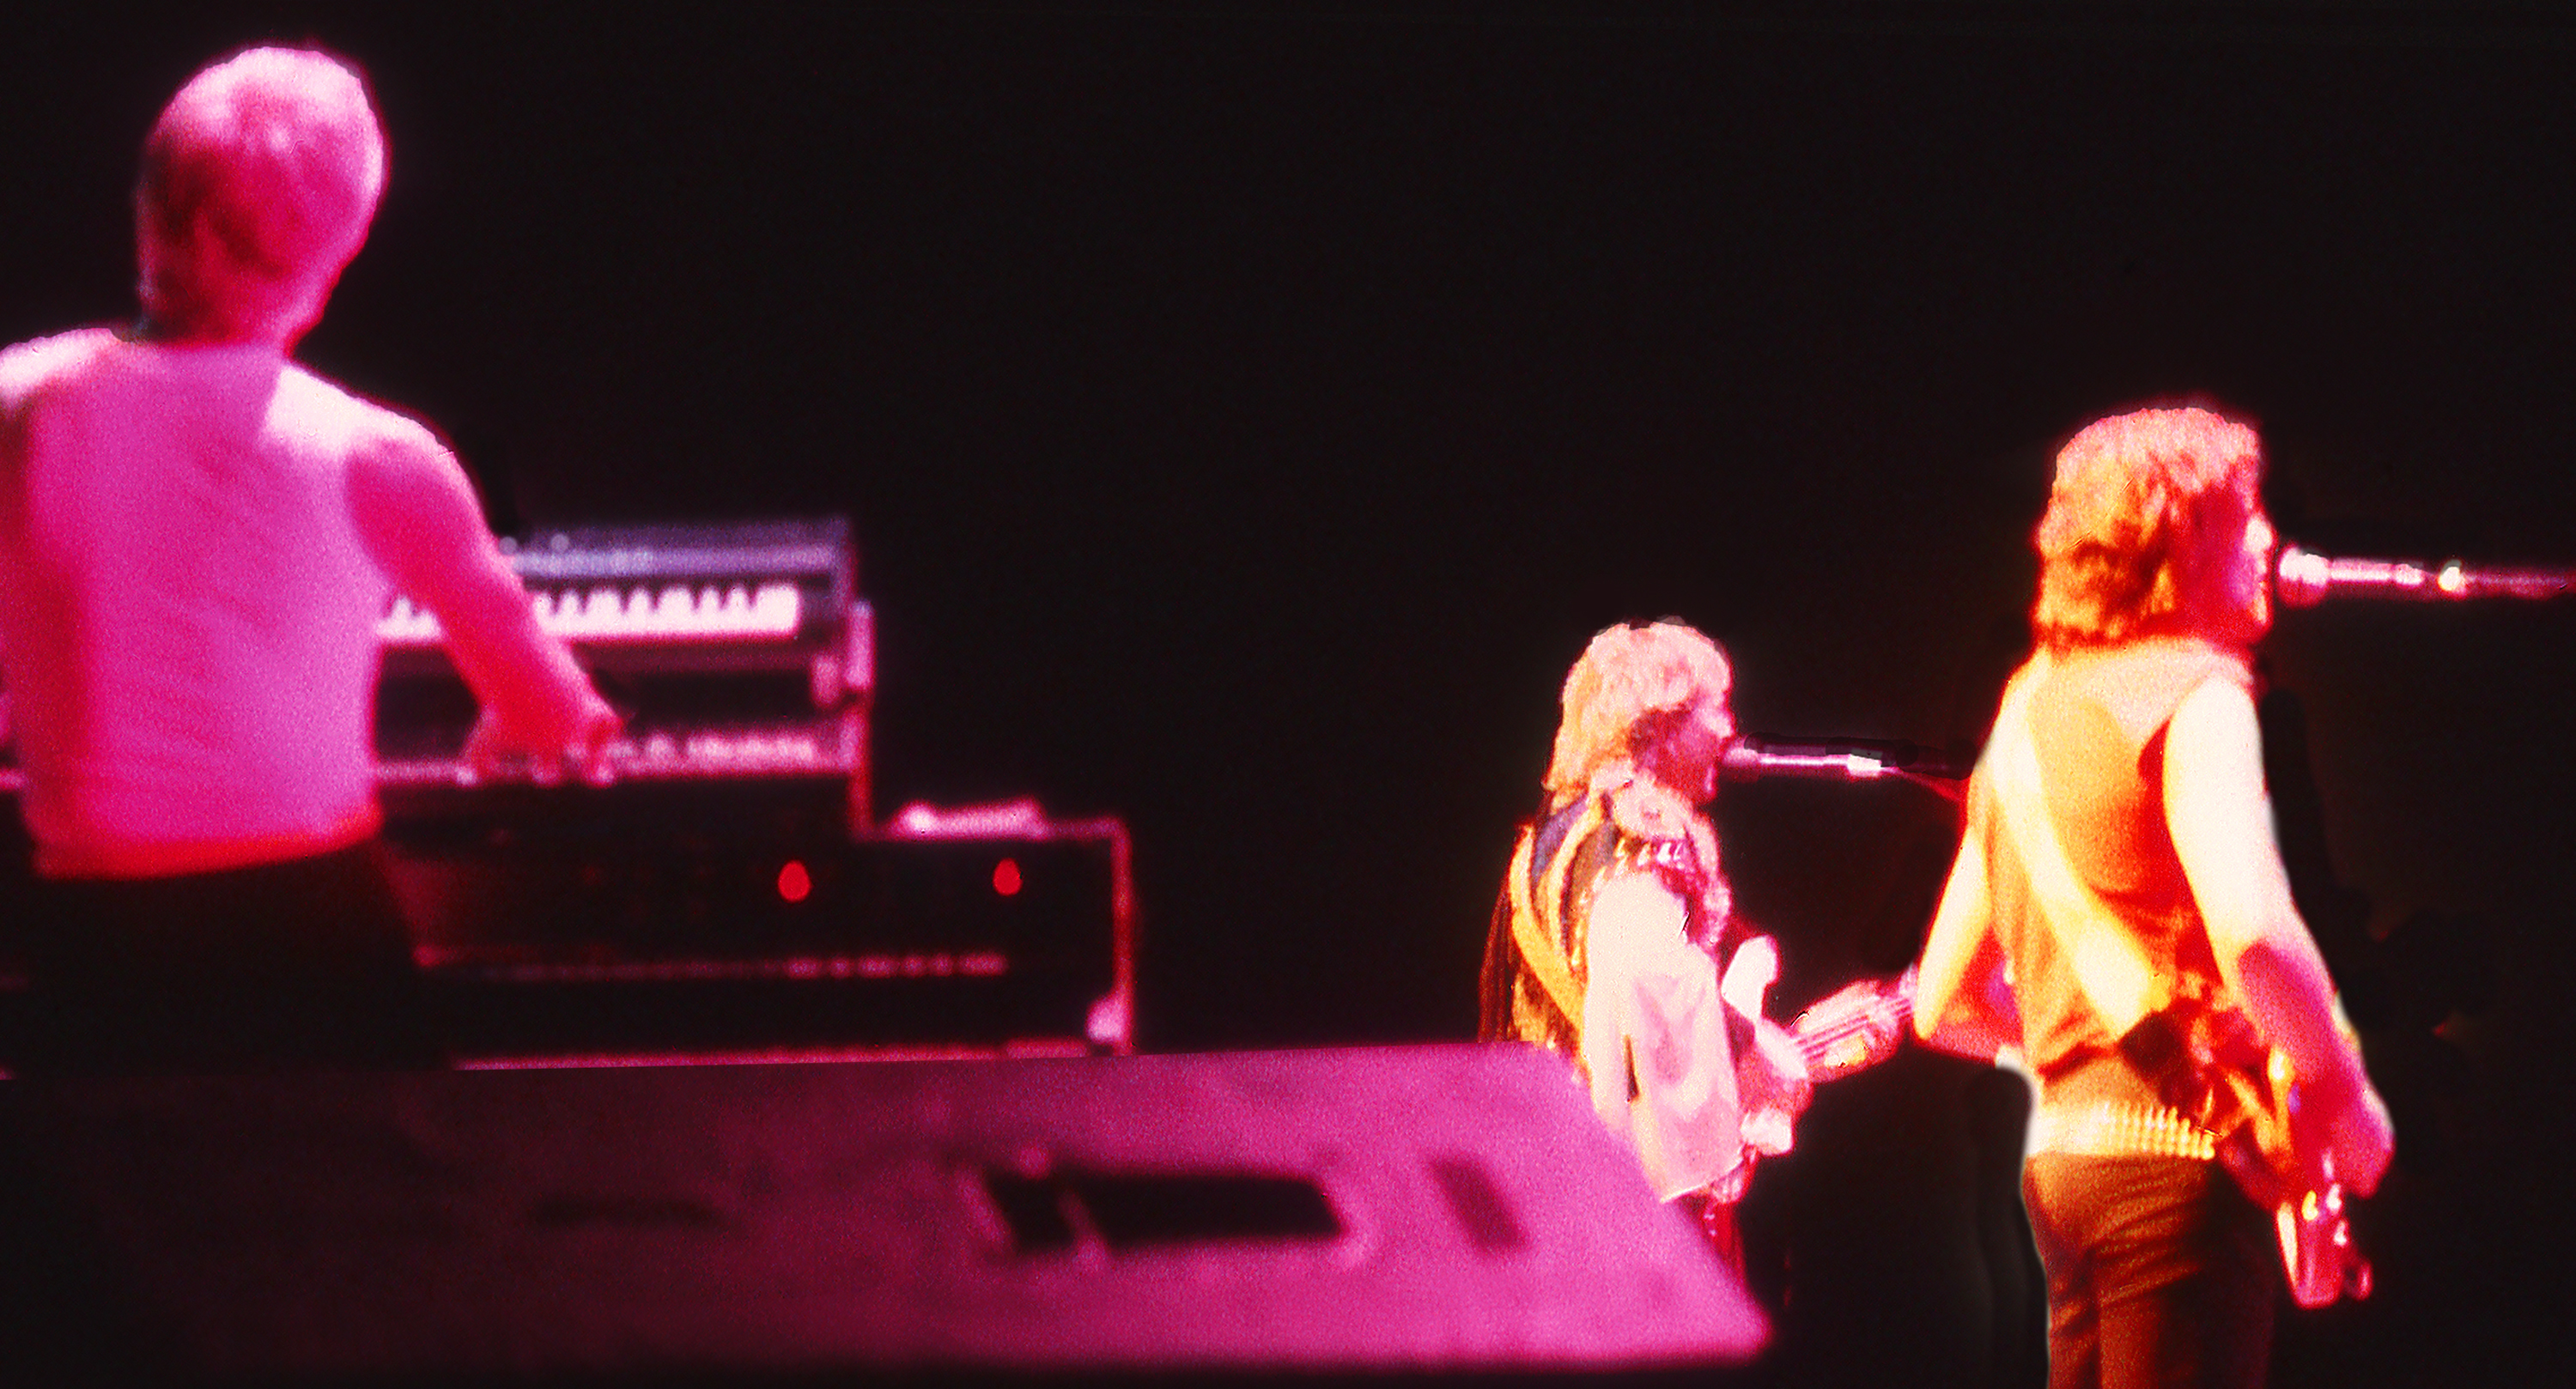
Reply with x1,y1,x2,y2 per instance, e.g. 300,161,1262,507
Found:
1976,635,2255,1107
1,329,396,876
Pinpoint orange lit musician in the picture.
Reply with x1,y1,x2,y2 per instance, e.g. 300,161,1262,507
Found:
1911,407,2392,1389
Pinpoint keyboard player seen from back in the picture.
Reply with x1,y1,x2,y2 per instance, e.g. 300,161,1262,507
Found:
0,46,618,1074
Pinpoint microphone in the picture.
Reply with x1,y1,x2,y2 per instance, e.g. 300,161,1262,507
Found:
1721,737,1964,785
2275,545,2573,608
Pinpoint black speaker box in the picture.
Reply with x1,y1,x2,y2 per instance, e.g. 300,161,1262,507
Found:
394,822,1133,1061
0,1045,1764,1386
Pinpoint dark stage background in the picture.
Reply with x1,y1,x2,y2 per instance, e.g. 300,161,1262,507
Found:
5,4,2572,1385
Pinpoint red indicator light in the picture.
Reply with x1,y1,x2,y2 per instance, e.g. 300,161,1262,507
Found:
777,859,812,903
993,858,1022,896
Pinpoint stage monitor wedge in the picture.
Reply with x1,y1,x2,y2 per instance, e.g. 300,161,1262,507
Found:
0,1045,1765,1385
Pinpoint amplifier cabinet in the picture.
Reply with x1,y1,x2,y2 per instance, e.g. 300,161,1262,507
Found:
384,797,1134,1063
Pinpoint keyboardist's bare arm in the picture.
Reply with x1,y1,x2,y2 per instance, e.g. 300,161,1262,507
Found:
348,419,618,773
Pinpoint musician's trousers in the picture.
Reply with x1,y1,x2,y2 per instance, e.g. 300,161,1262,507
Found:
2024,1153,2275,1389
11,841,443,1075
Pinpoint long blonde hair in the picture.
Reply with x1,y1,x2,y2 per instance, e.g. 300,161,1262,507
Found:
1544,621,1731,800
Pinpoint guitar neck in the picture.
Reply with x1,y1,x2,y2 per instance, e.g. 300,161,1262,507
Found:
1792,986,1913,1074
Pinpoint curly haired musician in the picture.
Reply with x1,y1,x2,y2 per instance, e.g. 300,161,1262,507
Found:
1479,620,1810,1264
0,48,617,1072
1911,407,2394,1388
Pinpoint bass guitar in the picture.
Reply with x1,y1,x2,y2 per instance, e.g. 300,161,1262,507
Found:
2119,986,2372,1309
1790,967,1917,1083
1713,965,1919,1204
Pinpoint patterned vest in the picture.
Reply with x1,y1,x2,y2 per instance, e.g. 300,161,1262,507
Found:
1478,784,1734,1081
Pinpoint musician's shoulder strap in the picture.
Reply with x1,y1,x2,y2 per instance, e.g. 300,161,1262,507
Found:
1505,797,1603,1033
1986,652,2161,1037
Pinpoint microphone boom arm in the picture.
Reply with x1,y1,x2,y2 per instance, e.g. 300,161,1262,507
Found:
1722,737,1967,804
2275,545,2573,607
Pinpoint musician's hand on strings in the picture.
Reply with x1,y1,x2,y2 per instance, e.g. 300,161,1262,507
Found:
1793,967,1917,1082
2343,1085,2396,1195
2295,1070,2395,1198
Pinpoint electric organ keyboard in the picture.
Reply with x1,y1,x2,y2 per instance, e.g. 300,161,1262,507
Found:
0,517,870,800
376,581,803,646
367,518,1127,1058
370,515,872,816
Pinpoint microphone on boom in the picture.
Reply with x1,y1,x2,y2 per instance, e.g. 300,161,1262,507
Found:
2274,545,2573,607
1720,737,1965,788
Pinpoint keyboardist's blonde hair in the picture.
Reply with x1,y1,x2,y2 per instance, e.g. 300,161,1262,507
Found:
135,47,386,339
1544,621,1731,800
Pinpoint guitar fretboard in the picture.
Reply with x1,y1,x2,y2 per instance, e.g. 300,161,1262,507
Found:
1792,986,1914,1079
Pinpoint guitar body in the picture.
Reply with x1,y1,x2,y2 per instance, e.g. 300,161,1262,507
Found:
2119,992,2372,1309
